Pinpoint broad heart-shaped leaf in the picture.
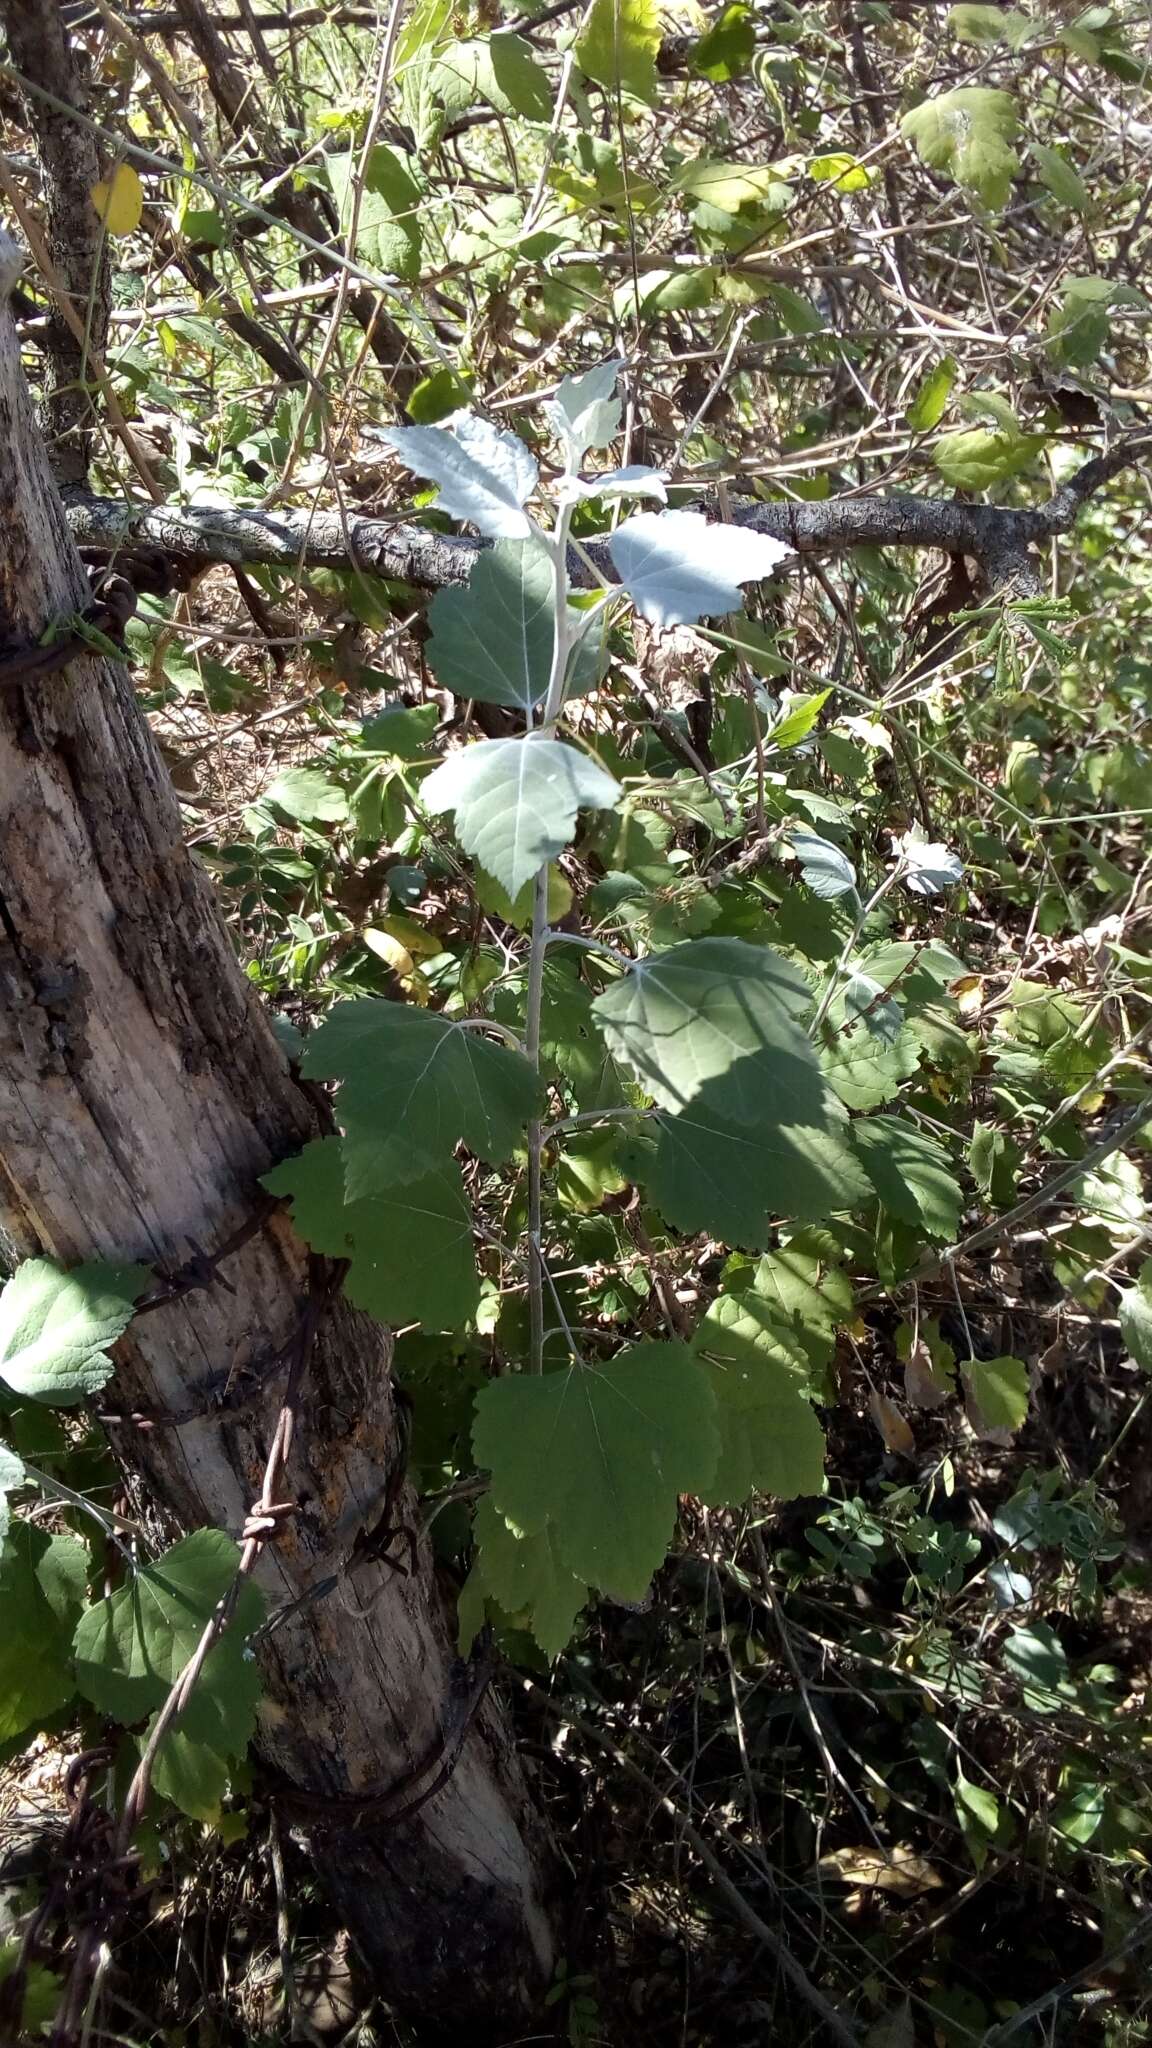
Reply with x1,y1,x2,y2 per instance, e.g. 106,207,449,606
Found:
379,412,538,539
962,1356,1030,1437
423,735,621,898
472,1340,719,1601
0,1524,76,1742
264,766,349,823
263,1138,480,1331
898,835,964,896
299,999,540,1195
691,1294,826,1504
148,1723,230,1824
1119,1259,1152,1372
900,87,1020,210
427,539,555,709
1046,276,1146,369
326,143,422,279
544,359,622,467
0,1258,148,1407
609,511,792,627
591,938,820,1125
932,427,1046,490
850,1117,962,1241
465,1494,587,1659
73,1529,263,1744
0,1444,25,1547
645,1102,871,1247
575,0,661,101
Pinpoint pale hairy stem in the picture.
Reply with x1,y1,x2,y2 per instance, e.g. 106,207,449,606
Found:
524,504,575,1375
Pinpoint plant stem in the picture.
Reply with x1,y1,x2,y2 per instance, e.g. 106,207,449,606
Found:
525,503,575,1373
809,865,904,1037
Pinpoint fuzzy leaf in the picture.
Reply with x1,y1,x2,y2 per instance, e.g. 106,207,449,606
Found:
466,1495,587,1657
263,1138,480,1330
544,359,622,466
265,767,349,823
609,511,792,627
692,1292,826,1503
299,1001,540,1195
898,836,965,895
0,1445,25,1547
423,735,621,897
0,1259,148,1407
645,1104,870,1245
591,937,821,1126
851,1117,962,1240
379,412,538,538
72,1529,263,1747
427,539,556,709
900,87,1020,209
473,1341,719,1600
790,829,858,899
0,1527,76,1741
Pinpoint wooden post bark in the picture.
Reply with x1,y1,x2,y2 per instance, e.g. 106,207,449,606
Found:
0,233,555,2026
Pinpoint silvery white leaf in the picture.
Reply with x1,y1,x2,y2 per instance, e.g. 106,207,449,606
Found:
841,972,904,1046
378,410,538,539
423,734,621,897
544,359,623,466
898,834,965,896
790,828,858,901
609,510,793,627
559,465,669,505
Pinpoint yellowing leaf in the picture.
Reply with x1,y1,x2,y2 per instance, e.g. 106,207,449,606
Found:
363,927,430,1003
90,162,144,237
869,1389,915,1456
818,1845,946,1895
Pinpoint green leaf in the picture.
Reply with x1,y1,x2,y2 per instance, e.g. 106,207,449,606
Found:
427,539,556,710
473,1340,719,1600
691,1292,826,1503
148,1723,230,1822
689,1,754,76
264,1138,480,1330
405,367,474,424
932,427,1047,489
299,999,540,1195
790,828,857,900
962,1355,1030,1435
948,4,1032,46
1002,1621,1070,1712
327,142,423,280
1119,1259,1152,1372
740,1236,853,1374
467,1494,587,1658
1029,141,1089,213
380,414,538,540
591,937,821,1125
575,0,662,102
1046,276,1145,368
645,1103,870,1245
900,87,1020,209
0,1943,62,2037
906,354,958,432
851,1117,962,1240
0,1258,147,1407
0,1444,25,1546
423,735,621,898
969,1121,1021,1206
0,1526,76,1741
769,689,831,749
446,32,553,120
544,359,622,467
954,1765,1000,1835
818,996,922,1111
264,766,349,824
73,1529,263,1742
